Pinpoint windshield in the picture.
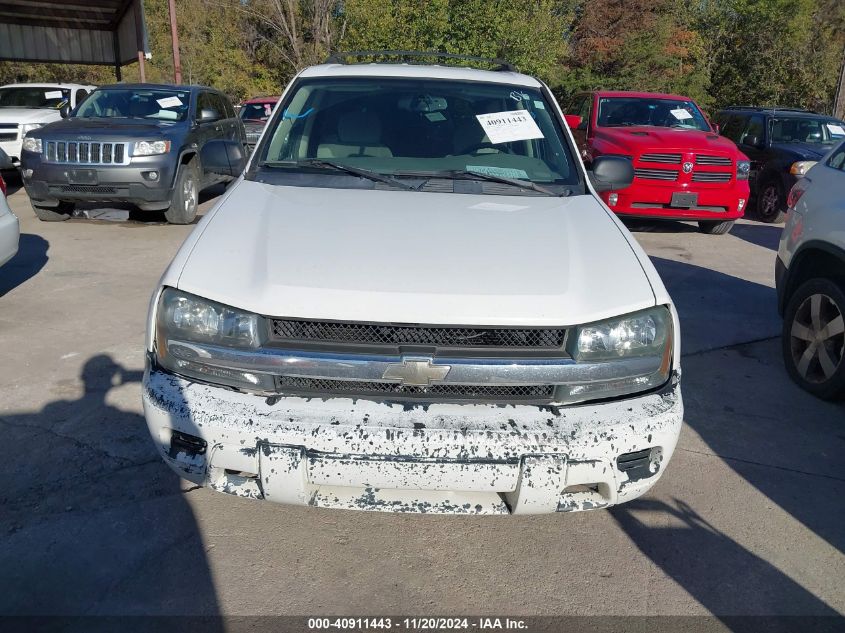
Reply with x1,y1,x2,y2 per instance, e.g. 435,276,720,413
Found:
75,88,190,122
597,97,711,131
254,77,579,193
0,86,70,109
770,117,845,145
240,101,276,122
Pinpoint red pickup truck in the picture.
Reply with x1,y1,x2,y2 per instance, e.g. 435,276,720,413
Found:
565,91,750,235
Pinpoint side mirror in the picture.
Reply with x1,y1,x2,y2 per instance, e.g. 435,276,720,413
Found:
201,139,246,177
198,108,221,123
713,123,720,134
564,114,583,130
59,104,71,118
590,155,634,192
744,135,763,148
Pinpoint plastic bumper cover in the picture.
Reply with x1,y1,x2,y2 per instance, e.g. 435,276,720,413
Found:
142,366,684,515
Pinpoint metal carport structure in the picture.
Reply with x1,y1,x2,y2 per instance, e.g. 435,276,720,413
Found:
0,0,149,80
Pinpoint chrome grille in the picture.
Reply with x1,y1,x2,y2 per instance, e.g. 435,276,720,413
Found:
692,172,732,183
45,140,130,165
639,153,682,164
276,376,555,402
695,154,732,166
270,319,566,350
634,168,679,181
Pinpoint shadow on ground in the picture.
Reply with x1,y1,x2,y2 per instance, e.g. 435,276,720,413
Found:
649,256,780,354
615,256,845,626
0,355,222,620
729,222,783,251
622,218,699,234
0,233,48,297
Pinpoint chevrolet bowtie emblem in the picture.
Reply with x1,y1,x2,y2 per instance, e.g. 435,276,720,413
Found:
382,359,451,387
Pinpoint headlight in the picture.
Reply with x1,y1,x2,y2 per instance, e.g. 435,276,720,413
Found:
155,288,273,391
736,160,751,180
133,140,171,156
557,307,673,403
22,137,42,153
790,161,816,177
572,307,669,362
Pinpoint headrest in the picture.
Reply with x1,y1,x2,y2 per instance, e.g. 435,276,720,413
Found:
337,110,382,144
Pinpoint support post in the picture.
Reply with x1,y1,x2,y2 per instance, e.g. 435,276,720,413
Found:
168,0,182,84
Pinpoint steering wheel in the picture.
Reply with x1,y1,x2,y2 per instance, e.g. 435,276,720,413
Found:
457,141,511,155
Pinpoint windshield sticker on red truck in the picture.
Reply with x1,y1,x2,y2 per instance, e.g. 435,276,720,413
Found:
670,108,693,120
476,110,544,144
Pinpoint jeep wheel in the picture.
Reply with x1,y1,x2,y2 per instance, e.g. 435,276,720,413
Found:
698,220,734,235
757,181,786,223
32,201,74,222
164,159,200,225
782,278,845,400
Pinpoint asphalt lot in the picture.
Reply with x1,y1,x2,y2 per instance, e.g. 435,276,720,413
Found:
0,177,843,622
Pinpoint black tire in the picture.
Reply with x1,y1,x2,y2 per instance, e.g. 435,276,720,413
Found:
164,159,200,225
32,201,74,222
698,220,735,235
756,180,786,223
782,278,845,400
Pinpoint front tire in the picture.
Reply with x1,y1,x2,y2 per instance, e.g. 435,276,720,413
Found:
164,159,200,225
698,220,735,235
32,201,74,222
782,278,845,400
756,180,786,223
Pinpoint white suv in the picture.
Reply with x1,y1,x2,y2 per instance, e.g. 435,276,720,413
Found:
0,83,96,165
142,55,683,514
777,141,845,399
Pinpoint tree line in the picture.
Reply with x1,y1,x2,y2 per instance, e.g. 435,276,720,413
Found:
1,0,844,115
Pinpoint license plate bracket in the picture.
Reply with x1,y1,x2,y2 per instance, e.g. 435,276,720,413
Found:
670,192,698,208
67,169,98,185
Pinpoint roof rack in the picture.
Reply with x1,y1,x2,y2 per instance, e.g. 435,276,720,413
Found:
324,50,517,73
723,105,818,114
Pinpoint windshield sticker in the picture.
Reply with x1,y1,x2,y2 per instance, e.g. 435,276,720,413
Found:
424,111,446,122
509,90,530,102
282,107,314,120
533,100,546,110
826,123,845,136
670,108,693,120
157,96,183,108
466,165,530,179
44,90,63,99
476,111,544,144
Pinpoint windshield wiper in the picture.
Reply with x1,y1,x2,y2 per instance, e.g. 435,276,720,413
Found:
266,158,419,191
419,169,568,197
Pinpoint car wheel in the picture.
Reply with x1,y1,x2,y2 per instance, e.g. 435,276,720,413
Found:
31,201,74,222
782,278,845,400
698,220,735,235
756,181,786,223
164,159,200,225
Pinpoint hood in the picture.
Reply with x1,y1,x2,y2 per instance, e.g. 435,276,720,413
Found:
0,107,61,125
770,142,829,161
596,126,740,154
32,117,177,140
175,181,657,326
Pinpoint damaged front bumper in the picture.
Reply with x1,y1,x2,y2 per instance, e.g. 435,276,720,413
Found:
142,367,683,515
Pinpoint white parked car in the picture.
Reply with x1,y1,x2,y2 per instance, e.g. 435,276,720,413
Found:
142,55,684,514
0,167,20,267
777,141,845,399
0,83,96,165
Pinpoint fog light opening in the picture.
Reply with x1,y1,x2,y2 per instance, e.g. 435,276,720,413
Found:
608,193,618,206
142,170,160,181
738,198,746,211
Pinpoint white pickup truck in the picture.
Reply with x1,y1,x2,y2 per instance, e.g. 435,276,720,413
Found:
0,83,95,165
142,54,684,515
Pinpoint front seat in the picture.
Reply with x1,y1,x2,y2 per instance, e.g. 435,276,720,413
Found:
317,110,393,158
